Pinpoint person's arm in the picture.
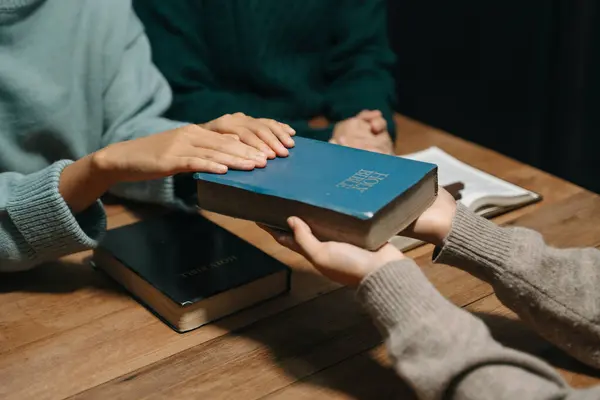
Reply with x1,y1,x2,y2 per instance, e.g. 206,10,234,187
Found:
325,0,397,139
0,119,273,272
261,214,600,399
358,260,598,400
100,7,296,206
0,162,106,272
434,204,600,368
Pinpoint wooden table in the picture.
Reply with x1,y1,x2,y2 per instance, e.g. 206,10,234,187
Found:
1,115,599,399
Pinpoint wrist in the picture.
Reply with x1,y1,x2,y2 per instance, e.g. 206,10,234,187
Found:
90,147,120,188
433,201,457,246
363,245,406,280
59,155,111,214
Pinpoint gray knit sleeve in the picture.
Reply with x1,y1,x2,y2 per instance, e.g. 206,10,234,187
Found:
0,161,106,272
357,261,598,399
435,204,600,368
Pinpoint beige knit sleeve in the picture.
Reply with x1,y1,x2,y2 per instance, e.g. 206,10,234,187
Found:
435,204,600,368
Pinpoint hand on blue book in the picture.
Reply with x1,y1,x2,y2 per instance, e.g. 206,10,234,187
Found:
200,112,296,159
259,187,457,286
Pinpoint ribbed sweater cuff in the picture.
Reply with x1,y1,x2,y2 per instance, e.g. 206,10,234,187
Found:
356,260,455,332
6,160,107,259
434,204,513,276
0,0,43,11
0,0,44,24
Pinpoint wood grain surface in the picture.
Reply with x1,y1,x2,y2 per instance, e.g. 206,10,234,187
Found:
0,115,597,399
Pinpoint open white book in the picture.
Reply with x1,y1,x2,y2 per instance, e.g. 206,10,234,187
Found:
391,147,542,252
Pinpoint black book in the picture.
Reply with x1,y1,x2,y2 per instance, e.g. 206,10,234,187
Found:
92,212,291,332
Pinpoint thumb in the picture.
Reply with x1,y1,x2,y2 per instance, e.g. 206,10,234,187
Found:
287,217,322,255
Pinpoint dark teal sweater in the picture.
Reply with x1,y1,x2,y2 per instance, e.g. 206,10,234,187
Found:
133,0,397,141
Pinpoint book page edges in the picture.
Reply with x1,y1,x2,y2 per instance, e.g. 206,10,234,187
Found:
93,248,290,332
194,165,436,221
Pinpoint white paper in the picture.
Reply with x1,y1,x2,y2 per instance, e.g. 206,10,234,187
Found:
401,147,536,208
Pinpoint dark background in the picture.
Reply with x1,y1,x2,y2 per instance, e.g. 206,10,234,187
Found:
387,0,600,193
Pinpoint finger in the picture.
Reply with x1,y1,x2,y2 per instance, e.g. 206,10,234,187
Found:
173,157,228,174
257,223,305,254
362,143,389,154
348,119,374,136
273,232,304,254
375,243,407,264
222,133,241,141
246,120,289,158
338,136,373,148
224,126,275,160
276,234,305,255
369,117,387,134
362,146,386,154
371,133,394,154
356,110,382,121
194,148,256,170
258,118,296,148
287,217,323,257
191,132,268,166
188,125,268,160
279,122,296,136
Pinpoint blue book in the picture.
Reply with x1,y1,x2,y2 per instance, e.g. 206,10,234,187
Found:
194,137,438,250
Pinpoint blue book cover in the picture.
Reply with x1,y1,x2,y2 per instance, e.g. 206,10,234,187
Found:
193,137,437,220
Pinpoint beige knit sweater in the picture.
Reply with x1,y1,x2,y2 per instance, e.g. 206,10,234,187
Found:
357,204,600,399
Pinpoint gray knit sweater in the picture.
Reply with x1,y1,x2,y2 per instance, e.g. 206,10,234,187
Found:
358,204,600,399
0,0,185,271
